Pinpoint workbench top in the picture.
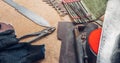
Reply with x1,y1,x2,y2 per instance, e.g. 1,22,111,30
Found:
0,0,71,63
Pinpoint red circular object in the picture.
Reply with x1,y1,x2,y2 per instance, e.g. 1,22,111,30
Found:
88,28,102,55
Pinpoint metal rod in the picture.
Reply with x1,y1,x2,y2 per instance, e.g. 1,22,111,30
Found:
68,0,86,23
69,4,85,22
68,3,83,23
63,2,79,23
63,0,81,23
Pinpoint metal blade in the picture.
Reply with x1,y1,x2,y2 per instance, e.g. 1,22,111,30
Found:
97,0,120,63
4,0,51,27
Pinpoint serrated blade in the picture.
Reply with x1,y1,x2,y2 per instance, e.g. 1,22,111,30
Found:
4,0,51,27
97,0,120,63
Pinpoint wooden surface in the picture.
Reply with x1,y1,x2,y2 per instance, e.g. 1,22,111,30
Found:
0,0,71,63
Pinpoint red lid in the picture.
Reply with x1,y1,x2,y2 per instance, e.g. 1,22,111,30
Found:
88,28,102,55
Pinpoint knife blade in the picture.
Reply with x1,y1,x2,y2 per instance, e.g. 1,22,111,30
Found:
97,0,120,63
4,0,51,27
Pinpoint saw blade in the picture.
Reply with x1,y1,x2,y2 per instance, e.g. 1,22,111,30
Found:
97,0,120,63
4,0,51,27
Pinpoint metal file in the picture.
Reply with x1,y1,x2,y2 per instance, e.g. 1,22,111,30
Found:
4,0,50,27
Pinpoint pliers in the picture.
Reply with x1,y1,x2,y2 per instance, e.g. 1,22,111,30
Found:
18,27,56,43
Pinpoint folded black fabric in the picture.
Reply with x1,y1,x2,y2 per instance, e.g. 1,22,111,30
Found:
0,30,45,63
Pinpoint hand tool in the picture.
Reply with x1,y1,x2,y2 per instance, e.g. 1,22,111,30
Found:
73,23,99,63
4,0,50,27
43,0,67,16
62,0,107,26
19,27,56,43
3,0,56,41
62,0,93,24
97,0,120,63
62,2,80,23
74,27,86,63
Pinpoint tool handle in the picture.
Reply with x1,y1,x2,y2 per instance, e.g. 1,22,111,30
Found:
18,27,55,43
74,28,84,63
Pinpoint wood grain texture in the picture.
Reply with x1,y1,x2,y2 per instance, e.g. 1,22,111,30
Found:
0,0,71,63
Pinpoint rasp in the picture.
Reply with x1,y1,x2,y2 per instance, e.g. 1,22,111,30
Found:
97,0,120,63
4,0,50,27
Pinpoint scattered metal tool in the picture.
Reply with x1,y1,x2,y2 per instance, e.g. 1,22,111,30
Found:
97,0,120,63
4,0,56,42
19,27,56,43
62,0,104,26
43,0,68,16
4,0,50,27
62,0,92,24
